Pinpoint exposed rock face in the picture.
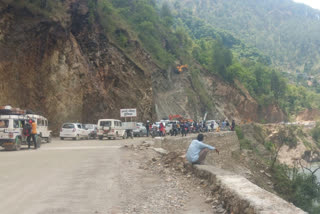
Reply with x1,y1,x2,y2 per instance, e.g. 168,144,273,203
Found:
0,2,154,133
153,68,286,123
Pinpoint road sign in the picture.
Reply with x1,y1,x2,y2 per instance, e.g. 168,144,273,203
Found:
120,109,137,117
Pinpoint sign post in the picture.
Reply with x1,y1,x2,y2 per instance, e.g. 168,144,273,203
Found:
120,109,137,118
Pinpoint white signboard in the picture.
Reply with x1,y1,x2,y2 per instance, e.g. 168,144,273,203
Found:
120,108,137,117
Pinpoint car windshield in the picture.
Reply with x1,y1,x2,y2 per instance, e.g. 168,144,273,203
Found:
0,120,9,128
63,124,75,129
100,121,111,127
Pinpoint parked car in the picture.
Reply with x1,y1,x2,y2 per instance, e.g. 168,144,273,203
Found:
97,119,126,140
133,123,147,137
60,123,89,140
84,124,97,139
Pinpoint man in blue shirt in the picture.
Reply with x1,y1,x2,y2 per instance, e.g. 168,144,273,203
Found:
186,134,219,164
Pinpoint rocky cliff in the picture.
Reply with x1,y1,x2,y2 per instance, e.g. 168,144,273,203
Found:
0,1,154,133
0,1,286,134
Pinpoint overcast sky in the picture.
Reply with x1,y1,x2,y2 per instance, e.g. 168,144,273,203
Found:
293,0,320,10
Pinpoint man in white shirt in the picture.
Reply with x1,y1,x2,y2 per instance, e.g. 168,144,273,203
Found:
186,134,219,164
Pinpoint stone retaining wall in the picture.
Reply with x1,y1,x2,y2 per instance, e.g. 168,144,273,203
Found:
193,165,306,214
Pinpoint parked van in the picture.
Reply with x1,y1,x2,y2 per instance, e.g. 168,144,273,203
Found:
97,119,126,140
26,114,52,143
0,115,46,151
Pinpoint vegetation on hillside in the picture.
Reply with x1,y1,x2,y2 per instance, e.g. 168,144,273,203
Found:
159,0,320,75
6,0,320,117
236,124,320,213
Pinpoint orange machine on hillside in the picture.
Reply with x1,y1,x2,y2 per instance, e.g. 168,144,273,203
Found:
176,65,188,73
169,114,183,121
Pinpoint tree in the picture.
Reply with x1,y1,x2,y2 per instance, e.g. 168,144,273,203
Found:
271,70,286,100
211,40,233,81
160,2,173,27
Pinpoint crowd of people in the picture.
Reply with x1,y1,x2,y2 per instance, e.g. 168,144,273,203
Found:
145,119,236,138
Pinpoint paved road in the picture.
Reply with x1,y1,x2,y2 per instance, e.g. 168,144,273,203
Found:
0,138,213,214
0,138,138,214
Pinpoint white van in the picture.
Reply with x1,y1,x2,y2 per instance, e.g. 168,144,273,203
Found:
26,114,52,143
0,115,45,150
97,119,126,140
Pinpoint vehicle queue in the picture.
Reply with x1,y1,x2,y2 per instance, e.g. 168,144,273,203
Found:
0,105,234,151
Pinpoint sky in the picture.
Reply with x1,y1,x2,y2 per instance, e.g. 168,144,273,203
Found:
293,0,320,10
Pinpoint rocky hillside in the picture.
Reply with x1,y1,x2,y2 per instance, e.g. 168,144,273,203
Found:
0,1,154,133
0,0,286,133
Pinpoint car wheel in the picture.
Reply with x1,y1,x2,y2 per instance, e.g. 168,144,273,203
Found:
60,137,64,140
98,135,103,140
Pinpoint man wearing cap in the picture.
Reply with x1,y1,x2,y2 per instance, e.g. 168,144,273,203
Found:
186,134,219,164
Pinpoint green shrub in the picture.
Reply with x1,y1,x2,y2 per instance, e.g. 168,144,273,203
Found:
311,122,320,143
240,138,253,150
264,141,275,152
271,163,320,214
235,126,244,140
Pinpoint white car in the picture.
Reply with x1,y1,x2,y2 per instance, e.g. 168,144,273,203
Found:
206,120,219,131
84,124,98,139
60,123,89,140
133,123,147,137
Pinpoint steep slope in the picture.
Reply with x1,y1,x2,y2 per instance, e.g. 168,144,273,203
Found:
0,1,154,133
153,65,286,123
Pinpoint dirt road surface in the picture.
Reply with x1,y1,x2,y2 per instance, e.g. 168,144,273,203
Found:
0,138,214,214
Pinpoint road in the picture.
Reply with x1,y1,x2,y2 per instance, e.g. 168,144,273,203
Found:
0,138,213,214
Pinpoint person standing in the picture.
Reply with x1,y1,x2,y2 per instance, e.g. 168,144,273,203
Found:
231,120,235,131
186,134,219,164
159,122,165,137
28,120,38,149
226,120,230,130
23,121,32,146
146,120,150,137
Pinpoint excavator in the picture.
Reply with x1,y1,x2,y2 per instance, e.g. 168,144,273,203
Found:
176,65,188,73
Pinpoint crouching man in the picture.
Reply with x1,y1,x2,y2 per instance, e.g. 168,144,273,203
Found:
186,134,219,164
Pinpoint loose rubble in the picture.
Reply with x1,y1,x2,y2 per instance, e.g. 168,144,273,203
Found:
120,142,227,214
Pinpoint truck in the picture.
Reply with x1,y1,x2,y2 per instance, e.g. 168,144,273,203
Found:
97,119,136,140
